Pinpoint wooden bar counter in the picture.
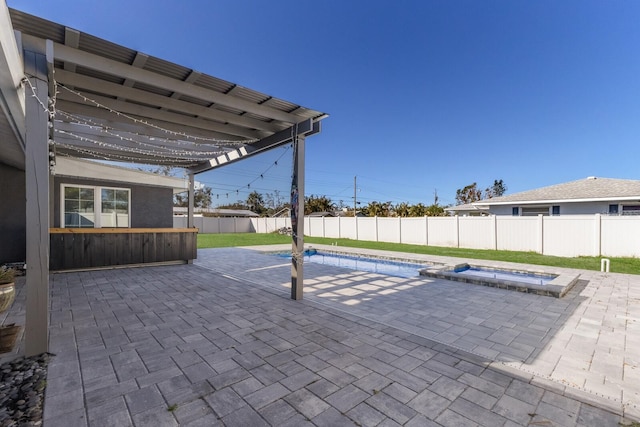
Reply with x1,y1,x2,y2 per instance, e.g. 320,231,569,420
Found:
49,228,198,271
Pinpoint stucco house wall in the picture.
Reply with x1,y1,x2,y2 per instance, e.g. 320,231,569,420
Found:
52,176,174,228
489,201,614,216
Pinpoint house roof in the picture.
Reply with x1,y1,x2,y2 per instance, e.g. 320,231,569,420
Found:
476,177,640,206
446,203,489,213
1,7,327,172
56,157,188,193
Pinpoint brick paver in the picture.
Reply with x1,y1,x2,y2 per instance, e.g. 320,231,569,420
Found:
1,246,633,425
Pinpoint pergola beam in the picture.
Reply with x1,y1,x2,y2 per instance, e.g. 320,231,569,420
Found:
53,42,301,124
54,69,282,135
56,90,264,140
189,119,320,174
55,100,250,143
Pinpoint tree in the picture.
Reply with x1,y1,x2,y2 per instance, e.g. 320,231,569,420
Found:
455,183,482,205
484,179,507,199
362,201,393,217
174,186,212,208
409,203,427,217
425,203,446,216
246,191,266,215
394,202,411,217
305,195,335,214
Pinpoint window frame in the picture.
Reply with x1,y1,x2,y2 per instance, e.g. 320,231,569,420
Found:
61,184,131,228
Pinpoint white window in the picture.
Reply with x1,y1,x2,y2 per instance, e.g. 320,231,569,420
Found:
62,185,130,228
622,205,640,216
521,206,550,216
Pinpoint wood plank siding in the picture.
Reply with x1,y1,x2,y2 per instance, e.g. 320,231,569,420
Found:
49,228,197,270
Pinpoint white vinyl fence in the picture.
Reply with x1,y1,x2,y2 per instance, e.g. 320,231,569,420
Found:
175,214,640,258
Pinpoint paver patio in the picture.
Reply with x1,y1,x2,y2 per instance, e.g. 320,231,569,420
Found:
2,246,639,426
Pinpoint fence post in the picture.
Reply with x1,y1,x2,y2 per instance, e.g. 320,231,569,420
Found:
355,215,359,241
493,214,498,250
374,216,379,241
425,216,429,246
398,217,402,244
455,215,460,248
537,214,544,254
595,213,602,256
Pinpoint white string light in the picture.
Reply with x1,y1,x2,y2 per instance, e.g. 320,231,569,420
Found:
54,128,221,162
56,110,244,150
55,111,228,157
57,83,258,145
56,144,201,166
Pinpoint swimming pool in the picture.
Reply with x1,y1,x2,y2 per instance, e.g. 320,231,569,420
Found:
274,249,579,297
276,250,431,278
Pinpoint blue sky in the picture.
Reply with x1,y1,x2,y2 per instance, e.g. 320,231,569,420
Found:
9,0,640,207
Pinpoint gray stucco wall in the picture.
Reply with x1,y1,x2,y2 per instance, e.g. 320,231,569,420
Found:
52,177,174,228
0,168,175,264
0,163,26,264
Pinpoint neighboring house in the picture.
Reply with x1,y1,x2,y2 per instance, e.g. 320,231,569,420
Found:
465,177,640,216
446,203,490,216
307,211,349,217
173,207,259,217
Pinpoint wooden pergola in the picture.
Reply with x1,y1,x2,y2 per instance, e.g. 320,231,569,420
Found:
0,6,327,355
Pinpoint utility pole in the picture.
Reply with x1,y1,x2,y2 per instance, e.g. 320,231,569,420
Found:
353,176,357,216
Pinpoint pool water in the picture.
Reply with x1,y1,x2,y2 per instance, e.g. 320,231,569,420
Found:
277,251,428,278
452,266,555,286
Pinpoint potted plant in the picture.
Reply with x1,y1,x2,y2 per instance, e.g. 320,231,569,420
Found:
0,266,16,313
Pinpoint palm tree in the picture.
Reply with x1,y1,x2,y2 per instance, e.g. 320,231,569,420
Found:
246,191,265,215
409,203,427,217
305,195,335,214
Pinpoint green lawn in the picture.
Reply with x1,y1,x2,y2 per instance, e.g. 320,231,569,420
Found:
197,233,640,275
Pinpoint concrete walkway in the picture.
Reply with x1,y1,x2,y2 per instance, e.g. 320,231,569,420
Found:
29,246,639,425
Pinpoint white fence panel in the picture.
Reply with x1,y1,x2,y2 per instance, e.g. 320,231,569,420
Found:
307,217,325,237
323,217,341,238
357,217,378,241
427,217,458,247
601,216,640,257
459,216,494,249
340,217,358,240
496,217,539,252
543,216,596,257
375,217,398,243
400,217,427,245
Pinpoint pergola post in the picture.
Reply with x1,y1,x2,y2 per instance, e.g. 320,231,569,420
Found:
23,39,53,357
187,173,195,264
188,172,195,228
290,134,305,300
